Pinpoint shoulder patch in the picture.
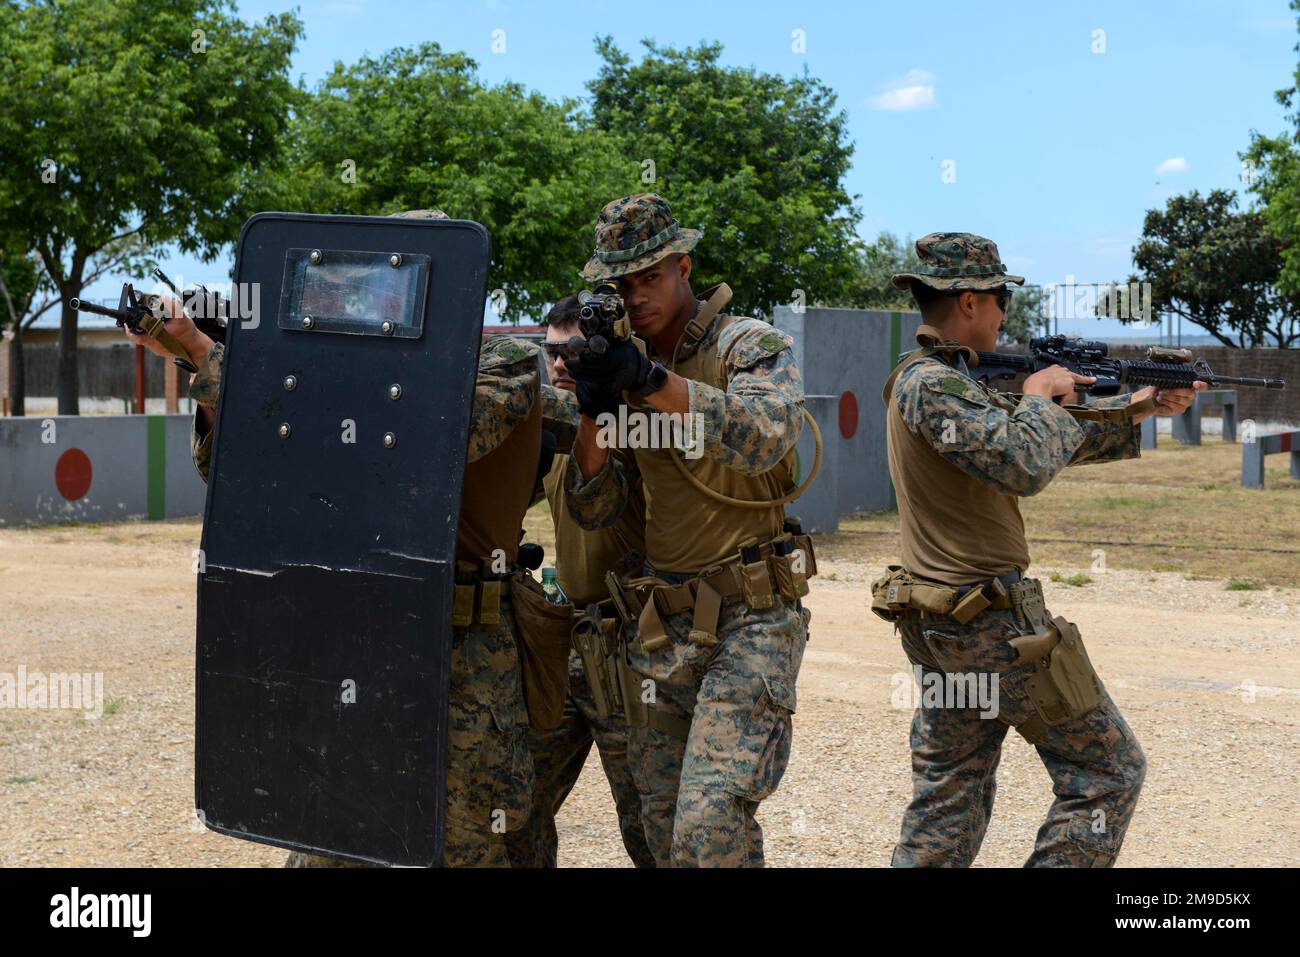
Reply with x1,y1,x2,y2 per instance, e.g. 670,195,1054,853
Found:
939,376,967,397
720,319,793,371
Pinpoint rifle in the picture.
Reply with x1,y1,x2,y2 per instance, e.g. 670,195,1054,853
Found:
68,269,227,373
572,280,630,355
972,336,1286,396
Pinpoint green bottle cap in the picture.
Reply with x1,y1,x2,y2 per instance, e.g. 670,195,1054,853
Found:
541,567,557,583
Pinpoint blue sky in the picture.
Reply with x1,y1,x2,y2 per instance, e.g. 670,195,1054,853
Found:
71,0,1300,338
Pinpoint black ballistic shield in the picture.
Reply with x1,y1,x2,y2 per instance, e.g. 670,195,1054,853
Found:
195,213,490,866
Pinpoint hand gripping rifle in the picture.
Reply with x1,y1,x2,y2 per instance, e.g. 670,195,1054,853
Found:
972,336,1286,396
68,269,227,374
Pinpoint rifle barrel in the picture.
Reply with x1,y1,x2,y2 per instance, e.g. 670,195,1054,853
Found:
1208,374,1287,390
68,298,126,322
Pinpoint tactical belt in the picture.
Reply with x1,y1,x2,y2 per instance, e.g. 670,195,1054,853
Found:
871,565,1041,627
452,560,512,627
611,531,817,654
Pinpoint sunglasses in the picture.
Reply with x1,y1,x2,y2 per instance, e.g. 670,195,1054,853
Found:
970,289,1012,313
542,343,570,359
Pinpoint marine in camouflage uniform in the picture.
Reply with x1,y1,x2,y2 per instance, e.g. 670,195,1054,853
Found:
505,307,655,868
185,209,568,867
563,195,811,868
882,233,1200,867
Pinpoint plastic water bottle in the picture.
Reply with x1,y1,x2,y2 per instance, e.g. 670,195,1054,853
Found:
541,567,568,605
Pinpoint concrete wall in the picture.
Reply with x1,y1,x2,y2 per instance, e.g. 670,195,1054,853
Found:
0,414,207,526
775,306,923,531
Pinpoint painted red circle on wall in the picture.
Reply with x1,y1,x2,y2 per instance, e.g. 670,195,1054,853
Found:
839,391,859,439
55,448,93,501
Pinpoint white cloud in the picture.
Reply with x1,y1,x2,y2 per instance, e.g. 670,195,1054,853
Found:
866,69,937,112
1155,157,1189,175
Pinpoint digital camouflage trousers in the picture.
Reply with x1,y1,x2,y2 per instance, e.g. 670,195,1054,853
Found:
626,592,810,868
505,648,654,868
892,606,1146,867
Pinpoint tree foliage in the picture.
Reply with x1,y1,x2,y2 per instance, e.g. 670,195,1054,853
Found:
1111,190,1295,348
275,43,632,322
587,38,861,317
0,0,303,411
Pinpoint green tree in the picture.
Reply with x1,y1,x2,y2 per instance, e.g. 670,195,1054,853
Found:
277,43,631,323
0,245,51,417
587,38,861,317
1106,190,1294,348
851,232,918,310
1002,285,1045,346
0,0,302,413
1245,0,1300,299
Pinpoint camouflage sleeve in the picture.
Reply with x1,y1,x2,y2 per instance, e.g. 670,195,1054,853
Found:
686,320,804,475
1065,393,1142,466
541,383,579,454
897,360,1085,497
467,336,540,464
188,341,225,483
564,448,636,531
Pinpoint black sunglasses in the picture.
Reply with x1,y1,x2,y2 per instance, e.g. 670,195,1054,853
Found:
948,288,1012,312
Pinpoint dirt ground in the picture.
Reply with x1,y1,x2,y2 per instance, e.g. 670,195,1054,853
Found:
1,509,1296,867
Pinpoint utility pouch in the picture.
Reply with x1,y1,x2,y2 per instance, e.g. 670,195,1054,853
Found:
452,561,477,627
1022,617,1103,726
451,584,475,627
478,579,502,626
870,566,911,622
770,535,809,602
950,586,991,625
791,533,818,578
509,570,575,730
738,539,776,610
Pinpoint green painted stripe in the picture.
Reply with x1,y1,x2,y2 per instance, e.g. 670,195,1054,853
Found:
888,313,903,511
147,415,166,520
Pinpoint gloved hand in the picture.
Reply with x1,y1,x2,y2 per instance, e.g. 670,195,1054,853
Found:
565,336,660,397
575,379,624,420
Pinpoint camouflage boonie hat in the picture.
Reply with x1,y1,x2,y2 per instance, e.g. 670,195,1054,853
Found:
891,232,1025,291
390,208,449,220
581,193,702,282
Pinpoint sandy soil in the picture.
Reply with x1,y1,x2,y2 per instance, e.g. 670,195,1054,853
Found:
1,521,1296,867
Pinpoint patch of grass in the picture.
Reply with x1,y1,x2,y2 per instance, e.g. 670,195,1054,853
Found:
6,776,36,785
1050,572,1093,587
1151,562,1184,572
1226,579,1265,591
1098,495,1143,508
101,697,124,716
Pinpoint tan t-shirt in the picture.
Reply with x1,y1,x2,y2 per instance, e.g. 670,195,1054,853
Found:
544,451,646,606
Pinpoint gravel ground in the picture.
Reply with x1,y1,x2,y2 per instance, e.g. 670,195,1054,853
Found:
1,521,1296,867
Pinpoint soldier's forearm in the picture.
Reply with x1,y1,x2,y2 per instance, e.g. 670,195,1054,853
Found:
574,415,610,481
641,370,690,415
